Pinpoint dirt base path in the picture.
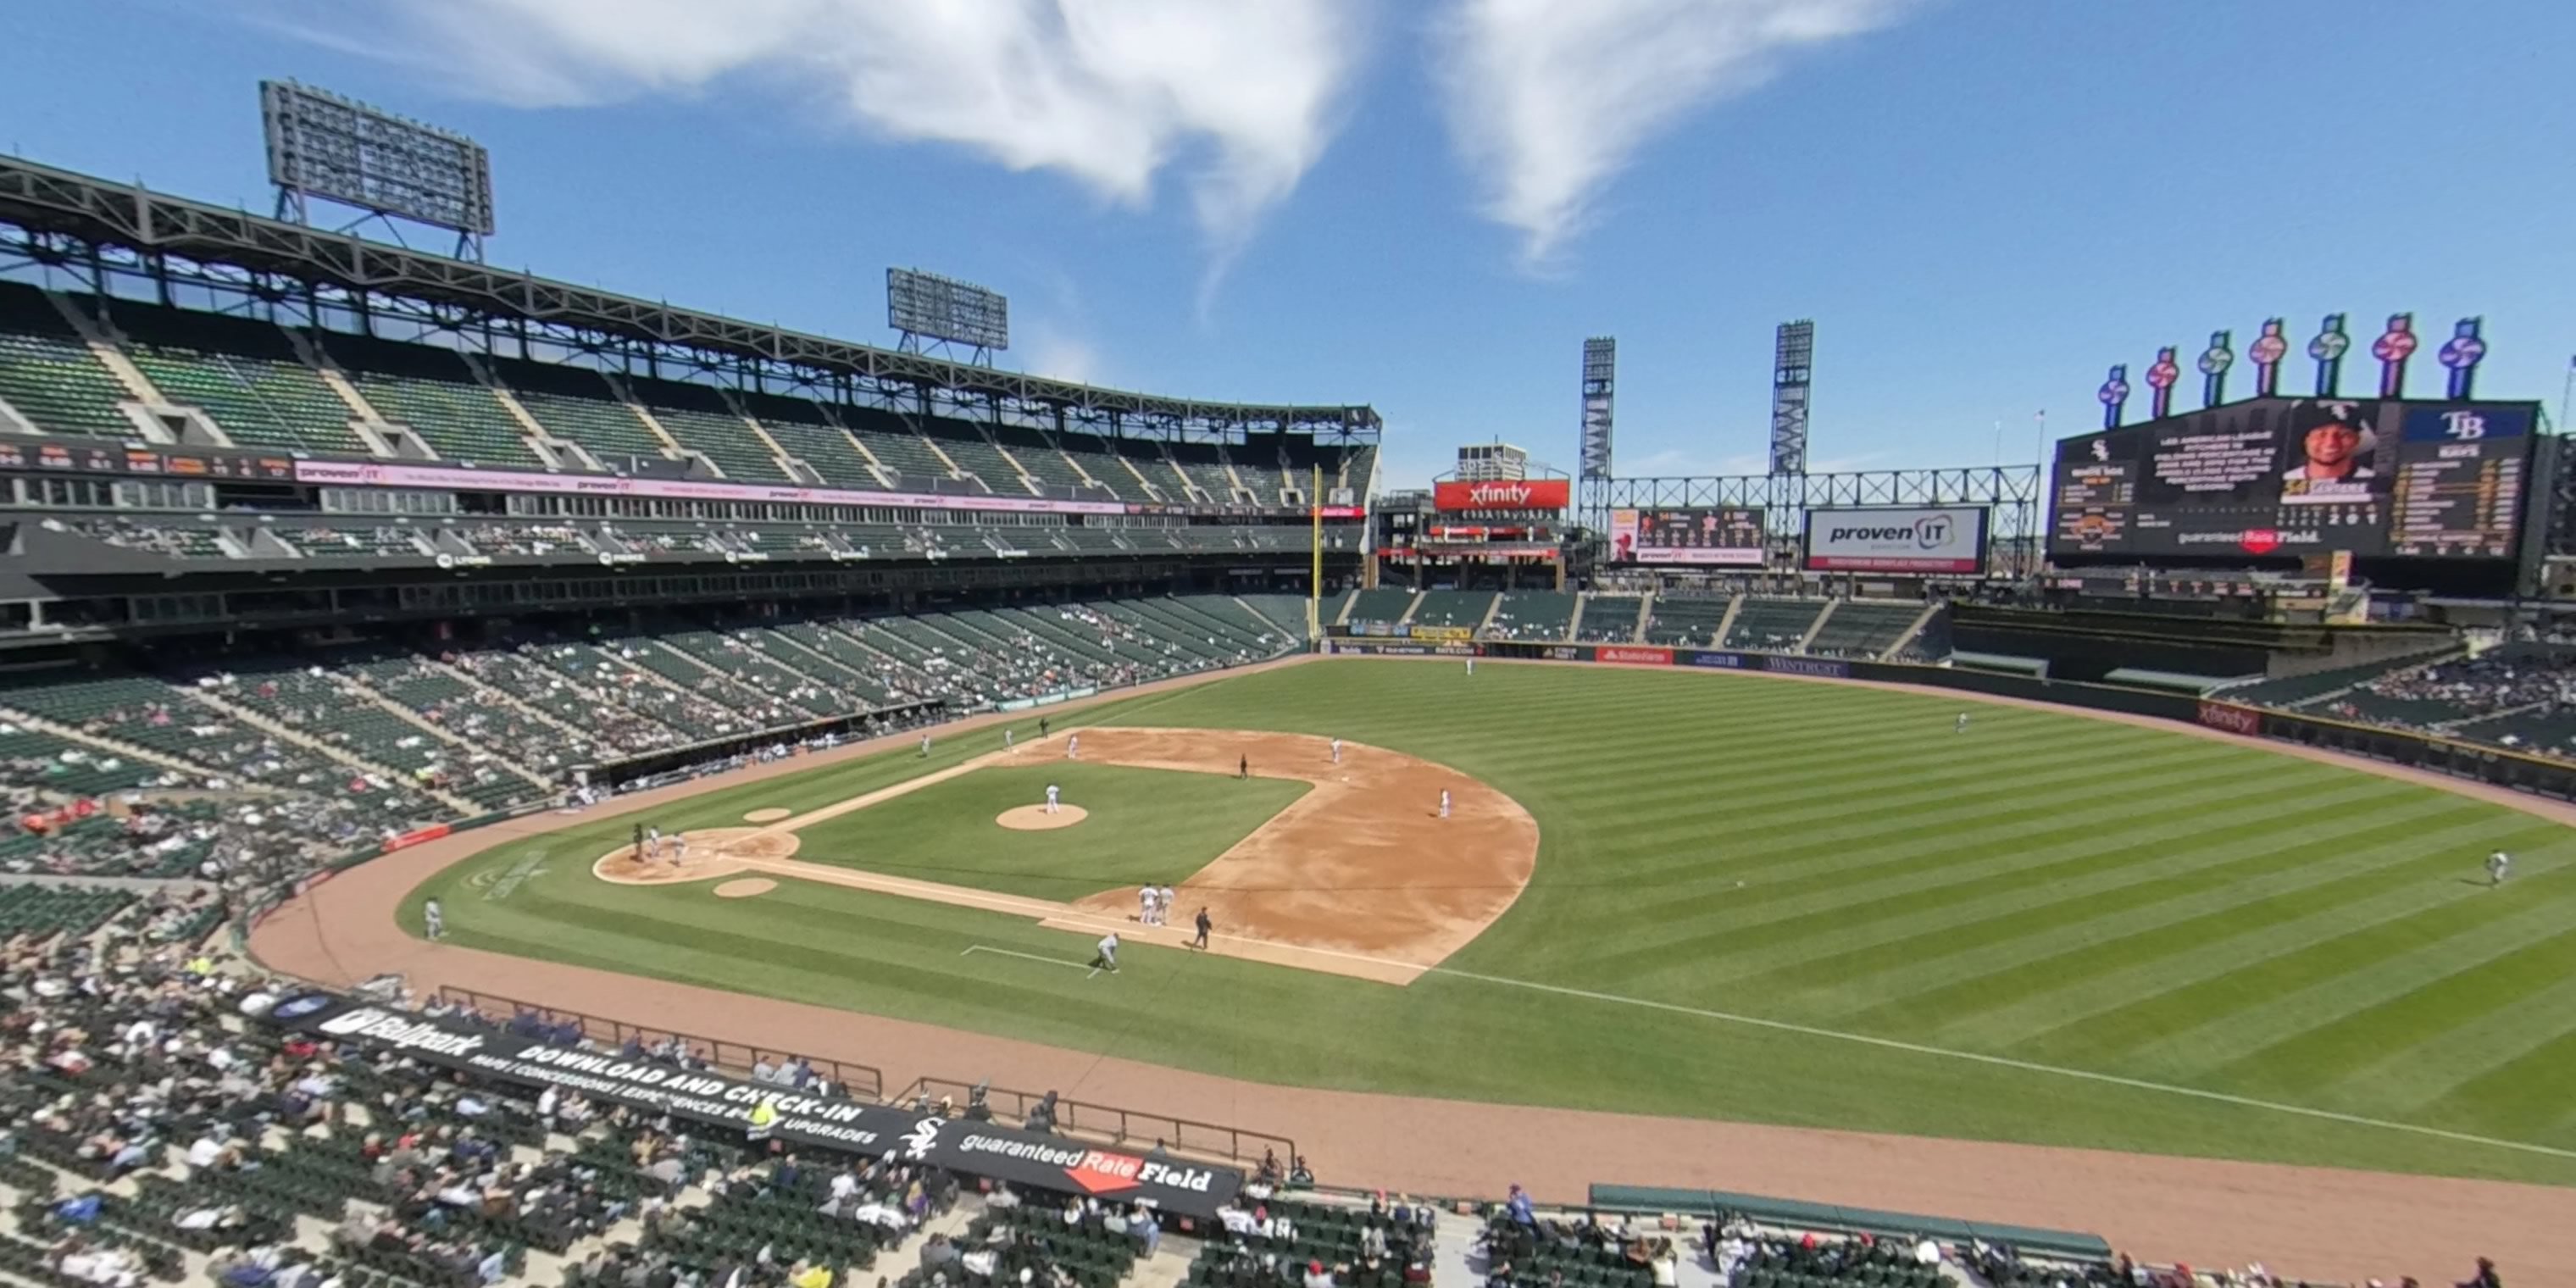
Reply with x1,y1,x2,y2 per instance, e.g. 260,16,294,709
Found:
247,653,2574,1285
586,727,1535,985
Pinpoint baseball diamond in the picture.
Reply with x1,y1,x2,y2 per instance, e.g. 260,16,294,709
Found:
233,655,2576,1280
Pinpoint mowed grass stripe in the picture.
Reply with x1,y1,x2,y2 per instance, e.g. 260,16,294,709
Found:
2370,969,2576,1121
2008,856,2576,1073
1826,808,2534,1030
1600,778,2442,986
1729,799,2515,1013
1569,774,2405,981
406,658,2576,1182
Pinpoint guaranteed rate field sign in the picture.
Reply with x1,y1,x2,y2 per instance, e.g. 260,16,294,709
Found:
259,992,1242,1213
1803,505,1988,574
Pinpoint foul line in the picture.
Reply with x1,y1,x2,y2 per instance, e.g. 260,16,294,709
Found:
962,944,1096,976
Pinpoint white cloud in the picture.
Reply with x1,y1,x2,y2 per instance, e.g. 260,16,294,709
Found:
1020,324,1104,386
267,0,1368,253
1435,0,1917,267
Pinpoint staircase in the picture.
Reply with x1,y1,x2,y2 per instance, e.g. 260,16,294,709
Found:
1881,602,1943,662
1629,595,1652,643
428,659,618,745
337,679,558,793
1797,600,1839,652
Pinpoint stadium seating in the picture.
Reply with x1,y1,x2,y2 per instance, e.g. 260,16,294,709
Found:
1641,594,1730,646
1345,588,1418,628
2214,649,2459,708
325,334,542,468
107,303,371,455
1485,591,1579,641
501,360,673,468
1409,591,1496,631
0,283,137,439
1239,593,1313,638
1723,598,1828,652
1574,595,1644,643
1804,601,1926,658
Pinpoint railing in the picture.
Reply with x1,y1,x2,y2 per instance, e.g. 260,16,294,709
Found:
431,985,885,1101
890,1074,1293,1169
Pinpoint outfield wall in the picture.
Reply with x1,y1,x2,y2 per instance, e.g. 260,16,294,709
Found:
1438,640,2576,800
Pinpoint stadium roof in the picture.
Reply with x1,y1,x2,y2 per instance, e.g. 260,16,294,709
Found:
0,153,1379,435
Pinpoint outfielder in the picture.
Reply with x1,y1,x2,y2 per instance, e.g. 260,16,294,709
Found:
424,897,444,941
2489,850,2512,886
1330,737,1342,764
1955,713,1969,734
1466,657,1475,676
1438,789,1452,819
1091,932,1120,974
919,731,931,758
1045,783,1062,815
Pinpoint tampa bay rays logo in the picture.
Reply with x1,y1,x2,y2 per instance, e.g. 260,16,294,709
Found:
900,1116,944,1160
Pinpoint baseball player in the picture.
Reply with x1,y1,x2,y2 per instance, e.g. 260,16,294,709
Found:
1330,737,1341,764
919,731,931,758
1191,907,1213,950
1066,732,1080,760
646,825,663,859
1091,932,1120,974
670,832,689,864
1238,754,1249,780
1041,716,1051,739
1438,789,1452,819
1045,783,1062,815
2489,850,2512,886
1006,728,1015,750
1158,884,1175,923
1955,712,1970,734
1466,657,1475,676
424,897,444,941
1139,883,1159,925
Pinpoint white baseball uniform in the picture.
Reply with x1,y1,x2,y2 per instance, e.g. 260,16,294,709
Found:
1046,784,1061,814
2489,851,2511,886
1158,886,1175,921
1139,885,1158,924
1067,733,1080,759
1439,790,1452,819
1330,738,1341,763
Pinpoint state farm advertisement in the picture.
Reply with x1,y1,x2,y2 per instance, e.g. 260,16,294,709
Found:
1802,506,1989,574
1435,479,1570,512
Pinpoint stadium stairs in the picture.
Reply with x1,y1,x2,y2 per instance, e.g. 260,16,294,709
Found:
184,675,486,817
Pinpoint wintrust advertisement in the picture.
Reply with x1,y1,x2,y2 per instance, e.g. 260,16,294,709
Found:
1803,506,1989,574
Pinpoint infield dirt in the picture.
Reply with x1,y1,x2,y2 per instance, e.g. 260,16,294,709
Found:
247,658,2574,1284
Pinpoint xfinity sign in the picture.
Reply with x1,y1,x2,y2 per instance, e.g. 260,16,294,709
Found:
1802,506,1988,574
1433,480,1570,512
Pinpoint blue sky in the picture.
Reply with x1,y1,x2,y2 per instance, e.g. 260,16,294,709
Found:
3,1,2570,490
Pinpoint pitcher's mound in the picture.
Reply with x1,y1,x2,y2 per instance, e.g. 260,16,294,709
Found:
713,878,777,899
997,804,1087,830
742,808,791,824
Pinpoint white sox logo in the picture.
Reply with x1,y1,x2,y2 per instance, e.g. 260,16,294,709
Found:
900,1116,945,1160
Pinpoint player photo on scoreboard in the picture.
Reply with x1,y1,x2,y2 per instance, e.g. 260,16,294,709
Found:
2276,399,2392,506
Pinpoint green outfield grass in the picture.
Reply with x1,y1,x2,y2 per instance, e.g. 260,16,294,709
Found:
401,659,2576,1185
791,763,1307,897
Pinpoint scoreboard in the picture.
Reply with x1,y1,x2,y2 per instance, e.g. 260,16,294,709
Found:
1607,507,1766,565
2050,397,2535,560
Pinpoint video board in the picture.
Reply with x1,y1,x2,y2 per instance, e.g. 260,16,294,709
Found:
1607,508,1766,565
2050,397,2534,559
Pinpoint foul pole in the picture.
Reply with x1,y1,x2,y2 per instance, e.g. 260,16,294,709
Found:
1308,466,1323,641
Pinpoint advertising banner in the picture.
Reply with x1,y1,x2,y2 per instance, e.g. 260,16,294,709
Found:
1596,646,1674,665
1803,507,1989,574
1606,508,1766,566
261,993,1240,1213
1681,651,1746,669
1761,655,1852,679
2196,701,2262,736
1433,480,1570,512
1411,625,1472,643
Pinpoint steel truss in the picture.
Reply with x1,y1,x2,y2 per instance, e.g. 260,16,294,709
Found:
1591,465,2041,551
0,153,1376,447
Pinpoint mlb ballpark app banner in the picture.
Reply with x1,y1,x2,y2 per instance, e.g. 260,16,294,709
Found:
259,993,1241,1214
1802,506,1988,574
1433,479,1570,512
1605,507,1766,566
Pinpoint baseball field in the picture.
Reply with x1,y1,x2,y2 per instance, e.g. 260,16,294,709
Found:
389,658,2576,1189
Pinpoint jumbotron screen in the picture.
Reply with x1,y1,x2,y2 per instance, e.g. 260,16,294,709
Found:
2049,397,2535,559
1607,507,1766,565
